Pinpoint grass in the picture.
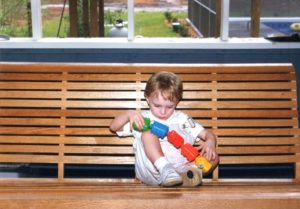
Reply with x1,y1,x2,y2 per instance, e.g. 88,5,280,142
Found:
135,11,180,37
43,16,69,37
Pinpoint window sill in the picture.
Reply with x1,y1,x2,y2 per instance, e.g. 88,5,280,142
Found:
0,37,300,49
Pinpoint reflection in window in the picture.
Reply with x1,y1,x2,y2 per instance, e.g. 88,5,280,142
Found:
229,0,300,38
188,0,300,38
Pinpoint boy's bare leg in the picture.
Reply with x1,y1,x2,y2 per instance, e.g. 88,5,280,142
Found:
141,131,163,163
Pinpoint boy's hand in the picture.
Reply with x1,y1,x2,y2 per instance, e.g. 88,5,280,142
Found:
127,110,144,131
197,139,217,162
196,130,217,162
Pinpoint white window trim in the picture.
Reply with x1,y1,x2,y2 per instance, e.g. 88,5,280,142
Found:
0,0,299,49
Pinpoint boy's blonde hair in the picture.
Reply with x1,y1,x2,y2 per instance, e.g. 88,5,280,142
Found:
144,71,183,102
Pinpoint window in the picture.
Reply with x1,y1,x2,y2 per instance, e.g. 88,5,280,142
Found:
0,0,300,49
0,1,32,37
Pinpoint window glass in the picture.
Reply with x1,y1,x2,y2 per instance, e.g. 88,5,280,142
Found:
0,1,32,38
229,0,300,37
41,0,128,38
187,0,217,38
134,0,197,38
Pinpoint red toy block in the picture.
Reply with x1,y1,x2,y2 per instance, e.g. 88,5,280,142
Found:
167,130,184,149
181,143,199,162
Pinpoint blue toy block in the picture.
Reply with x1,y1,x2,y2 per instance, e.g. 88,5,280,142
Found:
151,121,169,139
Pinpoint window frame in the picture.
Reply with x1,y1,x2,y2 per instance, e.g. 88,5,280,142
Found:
0,0,299,49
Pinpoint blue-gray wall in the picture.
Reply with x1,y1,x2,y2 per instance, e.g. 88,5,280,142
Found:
0,48,299,65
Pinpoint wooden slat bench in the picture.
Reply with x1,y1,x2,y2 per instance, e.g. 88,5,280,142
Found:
0,62,299,209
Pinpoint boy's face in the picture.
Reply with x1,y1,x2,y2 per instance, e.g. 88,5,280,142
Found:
146,91,177,121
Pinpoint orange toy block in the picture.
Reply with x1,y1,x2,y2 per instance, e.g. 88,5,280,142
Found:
181,143,199,162
167,130,184,149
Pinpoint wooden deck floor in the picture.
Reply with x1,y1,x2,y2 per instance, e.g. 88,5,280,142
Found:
0,182,299,209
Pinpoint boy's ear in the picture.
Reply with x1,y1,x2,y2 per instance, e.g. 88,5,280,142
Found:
145,97,149,104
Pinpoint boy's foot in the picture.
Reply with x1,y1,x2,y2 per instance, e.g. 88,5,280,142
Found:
160,164,183,187
180,167,202,187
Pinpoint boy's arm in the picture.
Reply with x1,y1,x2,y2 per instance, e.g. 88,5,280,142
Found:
197,129,217,161
109,110,144,133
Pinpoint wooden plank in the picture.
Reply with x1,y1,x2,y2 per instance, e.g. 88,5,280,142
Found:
64,156,134,164
0,118,62,126
215,73,295,81
64,146,133,154
0,127,62,135
63,128,112,135
66,74,144,81
0,154,58,163
0,91,63,99
216,101,297,109
0,100,61,108
0,63,294,73
0,136,133,145
63,136,133,145
0,136,60,144
220,155,299,164
0,109,63,117
218,137,300,145
214,128,300,136
0,82,62,90
204,119,298,127
0,73,62,81
65,82,141,90
207,110,298,118
0,145,59,153
216,91,296,99
66,91,140,99
0,184,299,209
65,101,140,109
216,82,296,90
64,118,111,126
218,145,300,154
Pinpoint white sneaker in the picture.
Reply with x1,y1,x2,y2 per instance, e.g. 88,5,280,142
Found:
160,164,183,187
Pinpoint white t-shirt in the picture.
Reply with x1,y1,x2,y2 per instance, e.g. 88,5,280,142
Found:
117,110,205,170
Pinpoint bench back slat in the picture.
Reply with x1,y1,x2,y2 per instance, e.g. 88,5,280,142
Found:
0,62,299,182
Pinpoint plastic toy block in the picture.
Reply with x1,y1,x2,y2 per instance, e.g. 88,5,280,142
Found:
167,130,184,149
132,117,151,132
181,143,199,162
150,121,169,139
195,156,212,174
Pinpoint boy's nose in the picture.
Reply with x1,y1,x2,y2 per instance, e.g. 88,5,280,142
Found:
160,108,166,115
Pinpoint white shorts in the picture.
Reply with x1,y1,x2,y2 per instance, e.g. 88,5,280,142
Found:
133,138,162,186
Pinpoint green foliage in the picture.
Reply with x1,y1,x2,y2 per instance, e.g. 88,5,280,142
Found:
0,0,30,37
178,25,190,37
164,11,172,23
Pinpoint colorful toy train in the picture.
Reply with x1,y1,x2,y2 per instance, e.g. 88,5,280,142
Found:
133,118,212,174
